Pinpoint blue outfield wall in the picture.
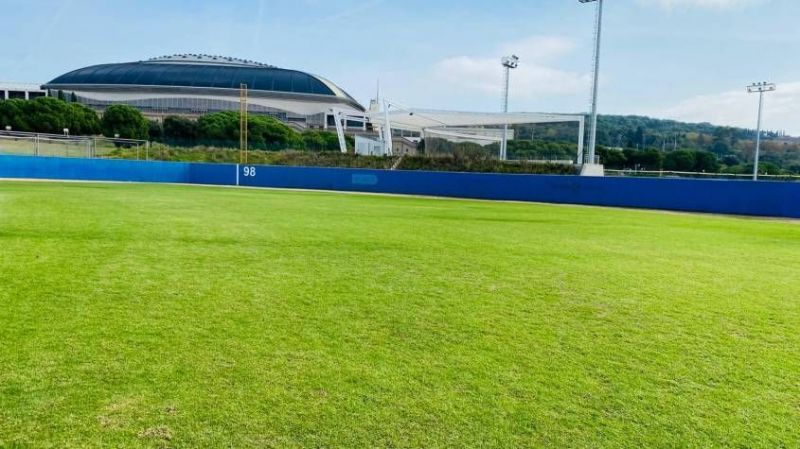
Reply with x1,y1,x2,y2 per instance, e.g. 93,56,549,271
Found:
0,155,235,185
1,154,798,218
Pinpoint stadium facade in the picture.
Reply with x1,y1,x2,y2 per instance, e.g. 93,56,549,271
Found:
42,54,366,130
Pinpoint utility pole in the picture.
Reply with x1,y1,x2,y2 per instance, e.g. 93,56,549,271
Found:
746,82,776,181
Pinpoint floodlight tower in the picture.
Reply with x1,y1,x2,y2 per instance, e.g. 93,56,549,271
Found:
500,55,519,161
746,82,776,181
579,0,604,165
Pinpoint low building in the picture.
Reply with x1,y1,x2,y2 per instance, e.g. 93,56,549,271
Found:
0,83,47,100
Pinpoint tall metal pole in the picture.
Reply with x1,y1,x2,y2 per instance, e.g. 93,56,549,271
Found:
501,65,510,160
753,90,764,181
383,100,393,156
746,82,776,181
587,0,604,165
500,55,518,161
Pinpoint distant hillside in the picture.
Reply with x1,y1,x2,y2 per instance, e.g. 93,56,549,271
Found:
512,115,800,174
596,114,788,147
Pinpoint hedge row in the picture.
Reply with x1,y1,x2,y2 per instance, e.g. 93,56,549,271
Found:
106,145,577,175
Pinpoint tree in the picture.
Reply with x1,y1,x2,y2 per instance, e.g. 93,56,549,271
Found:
101,105,149,139
248,114,303,148
0,99,31,131
65,102,101,135
693,151,720,173
757,162,781,175
148,120,163,140
192,111,303,149
597,147,626,169
631,126,645,148
664,150,697,171
0,97,100,135
27,97,70,133
302,130,339,152
163,116,199,142
197,111,237,141
623,149,663,170
710,139,731,155
722,154,741,166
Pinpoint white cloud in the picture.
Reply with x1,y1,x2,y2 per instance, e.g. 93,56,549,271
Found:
432,36,590,102
654,82,800,135
637,0,763,9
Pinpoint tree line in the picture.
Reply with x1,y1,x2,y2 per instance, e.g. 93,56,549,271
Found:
0,97,102,136
147,112,345,151
513,115,800,174
0,97,345,152
597,147,721,172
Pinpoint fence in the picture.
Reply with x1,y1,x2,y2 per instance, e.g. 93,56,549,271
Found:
0,154,798,219
0,130,150,159
606,169,800,182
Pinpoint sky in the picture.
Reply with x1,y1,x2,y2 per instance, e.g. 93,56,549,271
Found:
3,0,800,134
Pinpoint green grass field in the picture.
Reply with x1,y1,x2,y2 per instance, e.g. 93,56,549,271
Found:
1,181,798,448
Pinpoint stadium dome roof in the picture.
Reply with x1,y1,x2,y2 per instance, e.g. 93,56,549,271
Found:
44,54,362,110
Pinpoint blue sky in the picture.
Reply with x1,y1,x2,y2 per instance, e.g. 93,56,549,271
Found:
4,0,800,133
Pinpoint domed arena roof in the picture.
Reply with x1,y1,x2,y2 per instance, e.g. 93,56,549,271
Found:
44,54,363,111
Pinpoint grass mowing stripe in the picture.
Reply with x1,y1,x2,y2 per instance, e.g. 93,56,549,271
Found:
0,181,798,448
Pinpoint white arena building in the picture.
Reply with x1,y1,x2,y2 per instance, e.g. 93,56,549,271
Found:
42,54,366,130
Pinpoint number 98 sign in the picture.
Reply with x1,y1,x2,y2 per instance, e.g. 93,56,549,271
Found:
243,166,257,177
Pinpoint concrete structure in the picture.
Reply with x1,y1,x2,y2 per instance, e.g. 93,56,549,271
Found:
355,135,386,156
0,83,47,100
392,137,420,156
354,136,418,157
42,54,365,130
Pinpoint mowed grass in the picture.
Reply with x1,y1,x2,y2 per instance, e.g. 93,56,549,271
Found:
1,181,799,448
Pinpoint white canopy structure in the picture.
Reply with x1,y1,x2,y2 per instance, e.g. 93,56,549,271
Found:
364,105,586,162
368,109,583,132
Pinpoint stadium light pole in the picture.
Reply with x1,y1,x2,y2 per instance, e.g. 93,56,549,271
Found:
500,55,519,161
746,82,776,181
579,0,603,165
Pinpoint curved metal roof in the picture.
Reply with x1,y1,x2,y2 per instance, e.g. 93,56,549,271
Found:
44,55,362,109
